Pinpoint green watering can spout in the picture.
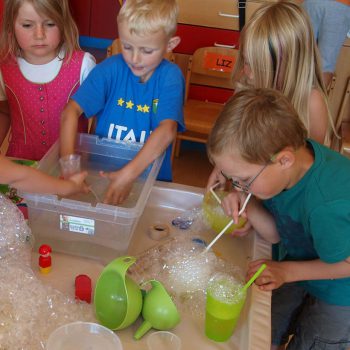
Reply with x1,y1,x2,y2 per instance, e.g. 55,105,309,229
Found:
134,320,153,340
134,279,180,340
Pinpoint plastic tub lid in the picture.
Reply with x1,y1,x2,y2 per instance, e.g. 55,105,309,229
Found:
46,321,123,350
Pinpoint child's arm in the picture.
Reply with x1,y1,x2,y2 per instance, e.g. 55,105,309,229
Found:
247,257,350,292
0,100,10,147
101,119,177,205
0,155,89,196
308,88,329,144
222,192,280,243
60,100,83,157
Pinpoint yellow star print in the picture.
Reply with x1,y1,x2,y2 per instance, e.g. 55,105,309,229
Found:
136,105,143,112
142,104,150,113
117,98,124,106
126,100,134,109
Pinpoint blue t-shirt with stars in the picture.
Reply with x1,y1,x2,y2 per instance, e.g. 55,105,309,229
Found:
72,54,185,181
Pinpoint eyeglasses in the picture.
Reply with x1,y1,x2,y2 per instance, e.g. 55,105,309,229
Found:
221,161,271,193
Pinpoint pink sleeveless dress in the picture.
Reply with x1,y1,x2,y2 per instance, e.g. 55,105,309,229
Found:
0,51,88,160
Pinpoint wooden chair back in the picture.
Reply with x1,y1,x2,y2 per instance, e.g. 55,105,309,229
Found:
185,46,237,100
172,46,238,161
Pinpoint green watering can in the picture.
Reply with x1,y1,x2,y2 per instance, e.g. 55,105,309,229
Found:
94,256,143,330
134,280,180,340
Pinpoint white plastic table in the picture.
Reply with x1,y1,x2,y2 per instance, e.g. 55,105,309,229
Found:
34,181,271,350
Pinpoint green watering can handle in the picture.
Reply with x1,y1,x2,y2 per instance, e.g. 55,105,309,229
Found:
107,256,136,277
134,320,152,340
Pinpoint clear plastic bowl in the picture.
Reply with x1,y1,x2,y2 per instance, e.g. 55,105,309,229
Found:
46,321,123,350
147,331,181,350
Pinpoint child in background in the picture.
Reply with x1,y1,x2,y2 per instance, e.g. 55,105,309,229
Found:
303,0,350,88
60,0,184,205
207,88,350,350
0,0,96,161
0,154,88,196
207,1,336,190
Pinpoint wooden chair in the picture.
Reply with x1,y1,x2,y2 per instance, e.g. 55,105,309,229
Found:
107,38,122,57
172,46,238,161
335,77,350,157
328,76,350,154
328,38,350,156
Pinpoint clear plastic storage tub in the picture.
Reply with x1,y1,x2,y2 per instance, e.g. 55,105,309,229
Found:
21,134,164,263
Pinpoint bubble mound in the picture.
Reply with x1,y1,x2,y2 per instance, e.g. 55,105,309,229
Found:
207,272,245,304
0,194,32,262
129,236,244,318
0,194,95,350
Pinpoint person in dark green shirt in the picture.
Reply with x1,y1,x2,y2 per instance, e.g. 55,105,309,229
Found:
207,88,350,350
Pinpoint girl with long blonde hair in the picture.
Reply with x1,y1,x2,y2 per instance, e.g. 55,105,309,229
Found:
235,1,335,144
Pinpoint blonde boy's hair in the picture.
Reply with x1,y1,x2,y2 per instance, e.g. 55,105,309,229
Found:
207,88,307,164
0,0,80,61
117,0,178,37
234,1,334,140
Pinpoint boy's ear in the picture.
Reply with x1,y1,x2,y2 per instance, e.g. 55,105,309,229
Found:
274,149,295,169
167,36,181,52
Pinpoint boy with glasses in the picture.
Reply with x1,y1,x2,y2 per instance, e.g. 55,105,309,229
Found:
207,88,350,350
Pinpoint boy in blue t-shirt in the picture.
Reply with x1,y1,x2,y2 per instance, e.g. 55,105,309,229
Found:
207,88,350,349
60,0,185,205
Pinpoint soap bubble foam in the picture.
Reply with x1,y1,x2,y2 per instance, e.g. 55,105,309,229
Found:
129,236,244,318
207,273,245,304
0,194,95,350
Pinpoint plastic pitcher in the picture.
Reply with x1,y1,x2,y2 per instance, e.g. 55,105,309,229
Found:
94,256,142,330
134,280,180,340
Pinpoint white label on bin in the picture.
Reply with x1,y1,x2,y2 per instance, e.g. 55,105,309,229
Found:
59,215,95,235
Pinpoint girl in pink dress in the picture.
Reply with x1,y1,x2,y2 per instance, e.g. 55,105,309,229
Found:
0,0,96,160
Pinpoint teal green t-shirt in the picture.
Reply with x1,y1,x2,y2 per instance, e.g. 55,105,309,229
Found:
264,140,350,306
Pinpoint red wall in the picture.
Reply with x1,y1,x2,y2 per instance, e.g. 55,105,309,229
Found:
70,0,120,39
0,0,3,26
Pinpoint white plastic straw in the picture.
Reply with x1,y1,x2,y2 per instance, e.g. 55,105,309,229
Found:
210,182,222,204
204,193,252,252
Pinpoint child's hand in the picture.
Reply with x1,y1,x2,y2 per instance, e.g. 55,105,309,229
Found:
221,190,249,227
67,171,89,194
246,259,288,291
100,169,133,205
230,216,252,237
206,166,226,192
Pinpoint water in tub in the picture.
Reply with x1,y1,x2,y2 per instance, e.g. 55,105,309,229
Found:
55,155,144,207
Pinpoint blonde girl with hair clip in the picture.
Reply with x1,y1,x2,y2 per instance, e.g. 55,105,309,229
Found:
237,1,335,144
206,1,337,192
0,0,96,161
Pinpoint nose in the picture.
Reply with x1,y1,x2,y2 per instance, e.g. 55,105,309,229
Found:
34,24,45,39
131,50,140,64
